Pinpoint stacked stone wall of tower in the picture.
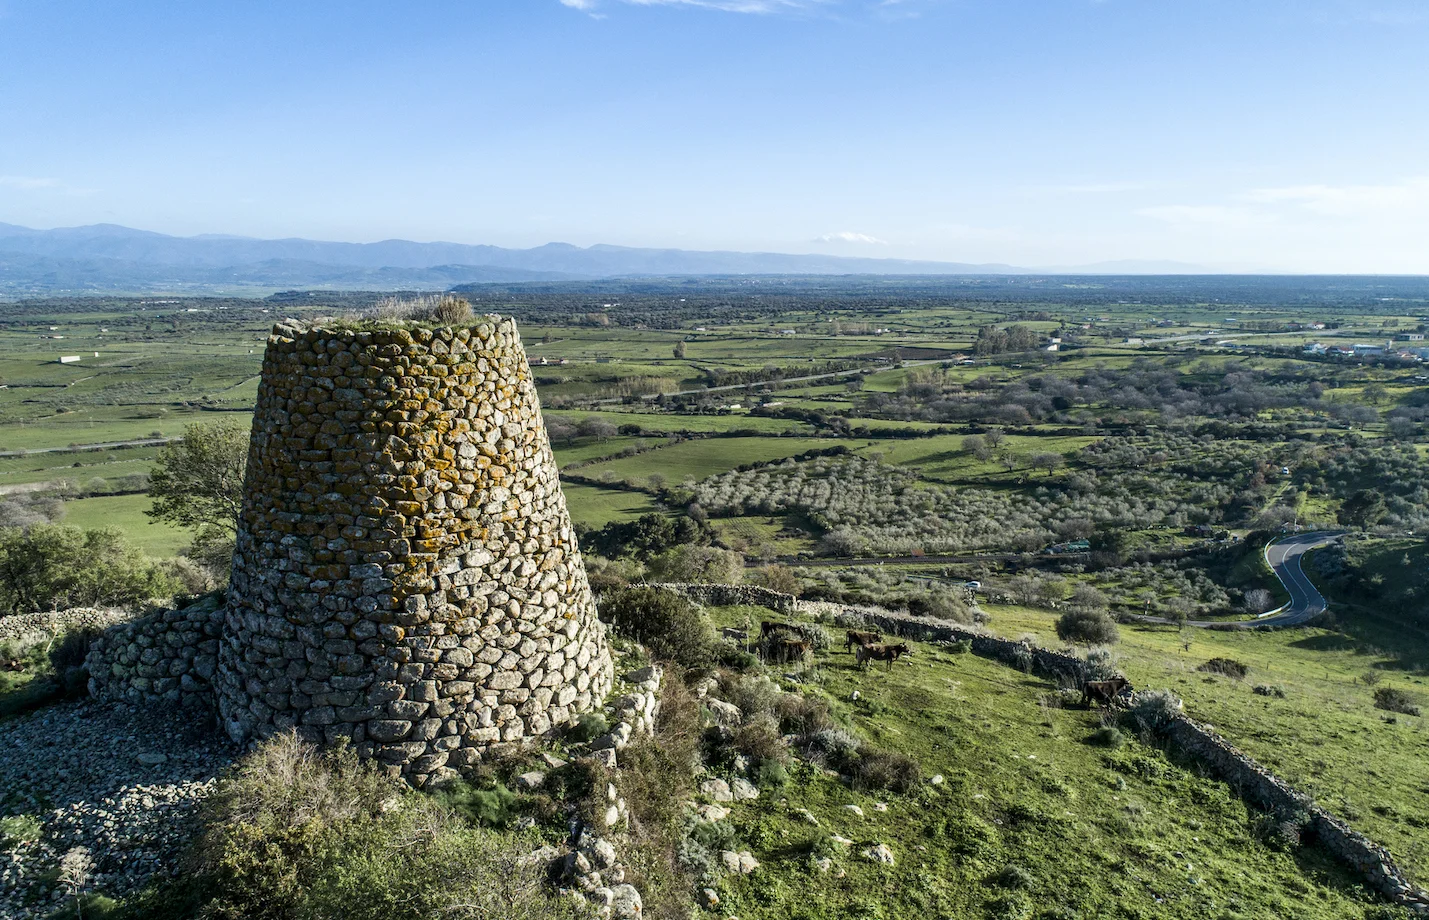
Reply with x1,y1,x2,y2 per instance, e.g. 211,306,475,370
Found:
214,317,612,784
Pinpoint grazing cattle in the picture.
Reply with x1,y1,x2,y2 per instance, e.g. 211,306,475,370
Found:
856,642,912,670
1082,677,1132,708
721,627,749,640
845,629,882,653
761,620,793,639
768,637,811,663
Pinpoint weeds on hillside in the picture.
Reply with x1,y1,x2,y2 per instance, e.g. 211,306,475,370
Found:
121,732,577,920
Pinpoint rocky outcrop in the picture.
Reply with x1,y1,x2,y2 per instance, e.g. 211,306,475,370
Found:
86,596,223,709
213,318,613,784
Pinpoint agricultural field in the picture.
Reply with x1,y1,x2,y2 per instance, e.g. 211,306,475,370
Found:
0,278,1427,916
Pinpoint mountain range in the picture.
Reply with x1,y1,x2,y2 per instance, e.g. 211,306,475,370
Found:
0,222,1223,295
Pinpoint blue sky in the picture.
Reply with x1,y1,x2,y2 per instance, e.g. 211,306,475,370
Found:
1,0,1426,271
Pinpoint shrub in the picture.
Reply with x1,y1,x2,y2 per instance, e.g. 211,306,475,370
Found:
0,525,180,615
601,587,715,669
1056,609,1119,645
719,673,781,720
1252,811,1311,851
991,863,1034,890
1130,690,1183,734
1198,657,1249,679
774,693,834,735
1081,647,1121,682
1252,684,1286,698
786,621,832,651
1010,641,1034,673
851,748,922,794
0,814,41,851
732,713,787,766
757,759,789,789
1373,686,1422,716
1089,726,1125,749
801,728,862,769
949,639,973,655
431,780,519,828
188,732,576,920
49,627,100,694
568,712,610,744
430,295,474,326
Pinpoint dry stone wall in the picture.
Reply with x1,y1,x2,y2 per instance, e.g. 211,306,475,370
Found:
215,317,613,784
86,595,223,709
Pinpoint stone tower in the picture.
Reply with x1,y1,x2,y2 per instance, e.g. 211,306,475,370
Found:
215,317,612,783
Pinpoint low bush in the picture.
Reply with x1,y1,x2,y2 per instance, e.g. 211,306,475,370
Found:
850,748,922,794
732,713,787,767
757,759,789,789
1253,684,1286,698
601,587,716,669
1056,609,1120,645
568,712,610,744
1198,657,1249,679
1373,686,1422,716
774,693,834,735
181,731,576,920
1130,690,1183,735
800,728,861,768
49,627,99,695
1081,647,1121,682
430,780,519,829
990,863,1034,890
949,639,973,655
1252,811,1311,852
1089,726,1125,749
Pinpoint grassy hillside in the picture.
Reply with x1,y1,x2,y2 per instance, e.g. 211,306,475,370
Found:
695,604,1402,919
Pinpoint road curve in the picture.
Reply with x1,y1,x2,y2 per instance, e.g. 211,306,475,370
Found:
1251,531,1343,627
1126,531,1342,630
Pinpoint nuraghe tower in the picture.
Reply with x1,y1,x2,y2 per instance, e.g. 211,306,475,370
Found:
215,317,613,784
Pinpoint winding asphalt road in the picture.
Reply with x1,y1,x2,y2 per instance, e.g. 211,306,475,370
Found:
1129,530,1344,630
1250,530,1344,627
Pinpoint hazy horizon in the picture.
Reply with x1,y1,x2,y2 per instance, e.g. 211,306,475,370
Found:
2,1,1427,273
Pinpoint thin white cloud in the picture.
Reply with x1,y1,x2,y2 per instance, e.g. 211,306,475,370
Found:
1137,204,1275,229
1243,176,1429,217
0,175,62,190
815,231,887,244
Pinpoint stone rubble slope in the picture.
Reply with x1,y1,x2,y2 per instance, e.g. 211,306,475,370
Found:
0,700,236,920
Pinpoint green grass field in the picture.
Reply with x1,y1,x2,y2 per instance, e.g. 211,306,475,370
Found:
559,482,661,528
579,436,834,487
984,603,1429,885
693,603,1390,919
60,493,190,556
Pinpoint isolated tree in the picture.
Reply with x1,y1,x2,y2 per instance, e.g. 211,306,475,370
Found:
1056,608,1120,646
755,563,800,596
577,418,617,441
1031,452,1065,475
1243,587,1275,614
649,544,744,585
147,422,249,574
673,340,687,359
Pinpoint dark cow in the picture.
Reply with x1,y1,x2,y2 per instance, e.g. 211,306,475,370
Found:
768,637,812,664
761,620,793,639
855,642,912,670
1082,677,1132,708
845,629,882,653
